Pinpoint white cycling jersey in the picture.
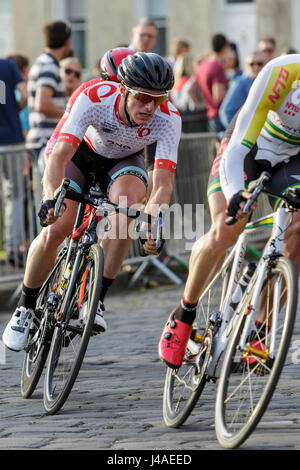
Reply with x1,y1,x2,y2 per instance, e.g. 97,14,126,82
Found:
220,54,300,201
57,81,182,173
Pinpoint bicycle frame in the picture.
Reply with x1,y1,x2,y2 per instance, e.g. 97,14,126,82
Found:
53,201,102,328
204,205,292,379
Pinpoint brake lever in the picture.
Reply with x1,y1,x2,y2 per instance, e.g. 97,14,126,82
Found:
156,210,163,249
54,178,70,217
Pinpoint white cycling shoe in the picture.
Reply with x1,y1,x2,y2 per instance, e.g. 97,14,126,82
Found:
79,301,107,333
2,307,34,351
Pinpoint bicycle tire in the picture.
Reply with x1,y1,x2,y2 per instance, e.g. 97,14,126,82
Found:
215,256,298,449
162,259,232,428
21,249,68,398
43,244,103,414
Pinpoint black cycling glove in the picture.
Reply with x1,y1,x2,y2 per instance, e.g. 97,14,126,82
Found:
226,191,247,217
38,200,56,227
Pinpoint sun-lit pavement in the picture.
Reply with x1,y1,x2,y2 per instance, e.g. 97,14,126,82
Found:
0,279,300,452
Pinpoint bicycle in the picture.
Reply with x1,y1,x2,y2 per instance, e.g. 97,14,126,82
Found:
162,171,299,449
20,178,159,415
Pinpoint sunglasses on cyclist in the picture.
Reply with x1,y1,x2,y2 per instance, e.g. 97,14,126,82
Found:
64,68,81,78
126,87,167,106
249,62,264,67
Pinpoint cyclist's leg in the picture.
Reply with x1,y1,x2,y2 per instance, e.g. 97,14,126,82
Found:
2,191,78,351
184,191,247,304
269,156,300,274
103,174,147,279
24,200,78,289
253,157,300,327
159,128,256,368
284,211,300,274
97,151,148,286
159,189,248,368
23,159,86,290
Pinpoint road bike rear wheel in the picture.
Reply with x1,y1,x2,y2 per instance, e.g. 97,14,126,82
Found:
215,256,298,449
43,244,103,414
162,260,231,428
21,249,68,398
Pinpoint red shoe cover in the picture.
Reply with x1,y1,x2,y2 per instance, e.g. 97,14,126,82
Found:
158,311,192,369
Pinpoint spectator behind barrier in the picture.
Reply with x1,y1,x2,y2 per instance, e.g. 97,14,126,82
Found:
6,54,30,138
168,38,191,70
170,53,198,113
192,33,229,133
0,57,28,267
128,17,158,53
26,20,72,169
258,37,277,63
60,56,82,100
219,51,266,129
224,42,242,86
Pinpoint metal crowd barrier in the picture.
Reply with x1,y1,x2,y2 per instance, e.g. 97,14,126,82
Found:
0,136,272,291
0,144,42,288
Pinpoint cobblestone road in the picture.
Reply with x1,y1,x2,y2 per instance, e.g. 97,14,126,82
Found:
0,281,300,453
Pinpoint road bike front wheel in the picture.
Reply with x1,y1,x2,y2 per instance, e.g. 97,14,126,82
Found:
21,248,68,398
215,256,298,449
43,244,103,414
162,258,232,428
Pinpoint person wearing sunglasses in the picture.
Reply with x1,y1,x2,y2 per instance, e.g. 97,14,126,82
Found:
3,52,182,352
258,37,277,63
60,57,82,99
220,51,266,129
129,17,158,54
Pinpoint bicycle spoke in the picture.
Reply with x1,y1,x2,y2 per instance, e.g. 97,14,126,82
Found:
215,257,298,449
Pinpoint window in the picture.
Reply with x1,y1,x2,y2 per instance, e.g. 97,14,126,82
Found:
66,0,86,67
146,0,167,56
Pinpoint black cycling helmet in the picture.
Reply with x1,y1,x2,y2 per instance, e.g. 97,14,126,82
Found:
100,47,135,81
117,52,174,91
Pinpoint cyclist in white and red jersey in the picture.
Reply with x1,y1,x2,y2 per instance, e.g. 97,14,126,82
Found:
3,52,181,352
159,53,300,370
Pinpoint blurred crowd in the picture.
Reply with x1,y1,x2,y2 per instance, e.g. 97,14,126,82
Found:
0,17,298,266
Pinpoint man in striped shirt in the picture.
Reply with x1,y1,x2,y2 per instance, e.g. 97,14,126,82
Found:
26,21,72,157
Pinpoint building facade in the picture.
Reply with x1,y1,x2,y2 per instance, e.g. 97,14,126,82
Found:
0,0,298,72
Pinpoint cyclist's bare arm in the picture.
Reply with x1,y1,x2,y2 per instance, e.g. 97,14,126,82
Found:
219,56,300,203
146,168,174,211
43,142,75,200
41,142,76,225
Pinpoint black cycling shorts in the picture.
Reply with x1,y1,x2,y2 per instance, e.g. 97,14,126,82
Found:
65,140,148,195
